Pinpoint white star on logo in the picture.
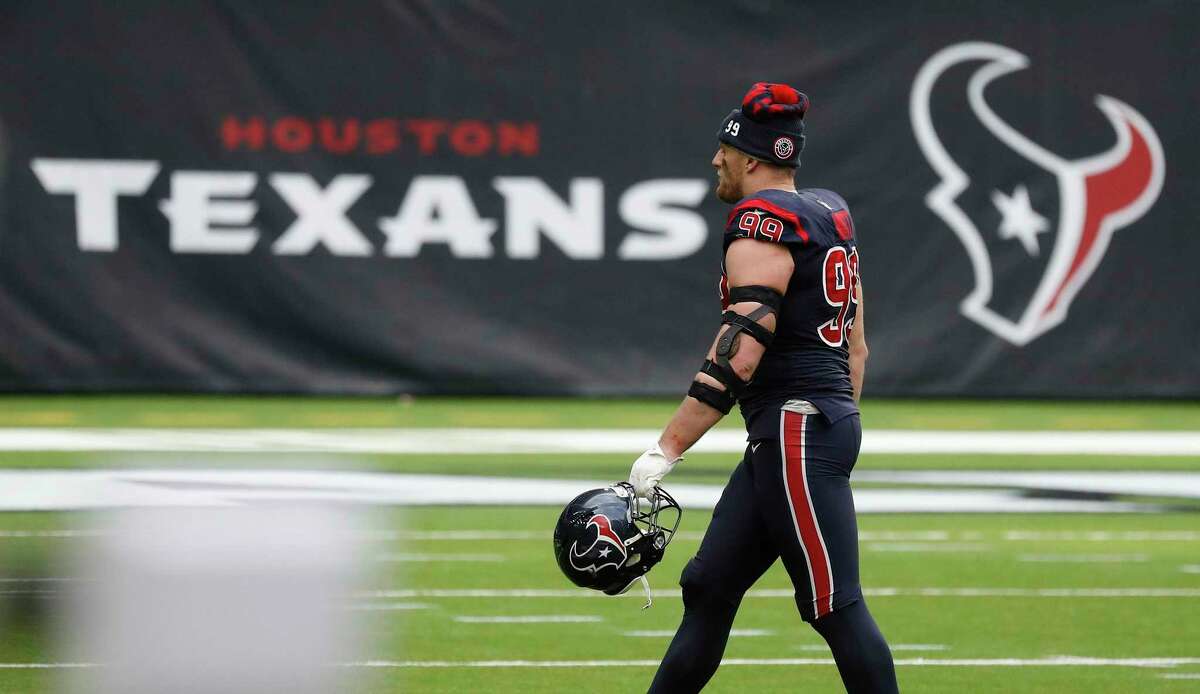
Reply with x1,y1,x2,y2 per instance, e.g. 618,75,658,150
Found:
598,547,611,558
990,184,1049,256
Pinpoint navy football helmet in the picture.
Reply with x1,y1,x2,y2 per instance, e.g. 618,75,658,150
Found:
553,482,681,603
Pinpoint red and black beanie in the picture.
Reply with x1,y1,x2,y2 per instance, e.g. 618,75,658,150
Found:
717,82,809,167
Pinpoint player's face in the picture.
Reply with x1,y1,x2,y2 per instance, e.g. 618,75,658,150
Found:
712,144,746,203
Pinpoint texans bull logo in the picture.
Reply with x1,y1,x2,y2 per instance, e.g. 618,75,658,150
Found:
568,513,628,575
911,41,1165,346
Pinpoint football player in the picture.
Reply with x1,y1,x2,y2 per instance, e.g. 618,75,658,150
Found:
629,83,898,693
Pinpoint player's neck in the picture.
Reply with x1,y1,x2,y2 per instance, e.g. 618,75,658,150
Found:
743,180,797,197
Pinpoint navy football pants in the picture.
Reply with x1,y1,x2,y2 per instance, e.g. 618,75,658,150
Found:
648,410,898,693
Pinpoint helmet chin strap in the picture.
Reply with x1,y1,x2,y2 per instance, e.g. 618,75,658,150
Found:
639,575,653,610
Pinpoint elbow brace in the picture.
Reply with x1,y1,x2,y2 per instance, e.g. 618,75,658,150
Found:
688,285,783,415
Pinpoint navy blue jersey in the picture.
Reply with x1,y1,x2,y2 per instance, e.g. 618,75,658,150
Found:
719,188,860,437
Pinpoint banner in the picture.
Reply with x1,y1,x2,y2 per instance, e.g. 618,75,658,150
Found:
1,2,1196,396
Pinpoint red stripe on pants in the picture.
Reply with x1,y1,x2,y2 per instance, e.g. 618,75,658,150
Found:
782,410,833,618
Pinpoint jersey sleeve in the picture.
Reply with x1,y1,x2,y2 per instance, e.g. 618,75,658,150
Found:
724,197,811,245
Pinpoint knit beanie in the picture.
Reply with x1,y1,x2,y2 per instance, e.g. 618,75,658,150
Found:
717,82,809,167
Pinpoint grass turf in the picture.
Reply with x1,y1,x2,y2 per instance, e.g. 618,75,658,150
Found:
0,509,1197,692
0,396,1195,691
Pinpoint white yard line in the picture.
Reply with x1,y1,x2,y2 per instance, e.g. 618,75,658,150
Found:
872,588,1199,598
362,529,1194,543
800,644,949,652
860,531,953,541
0,530,99,538
866,543,992,553
855,471,1200,499
0,470,1177,512
24,584,1192,599
344,656,1200,668
1018,554,1149,563
0,663,96,669
394,530,965,542
385,530,545,541
625,629,772,638
0,427,1197,456
358,587,1200,599
345,602,432,611
453,615,602,624
1160,673,1200,679
2,656,1196,670
1006,531,1200,541
375,553,506,563
1181,565,1200,574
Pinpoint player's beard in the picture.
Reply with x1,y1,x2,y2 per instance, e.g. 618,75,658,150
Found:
715,164,742,203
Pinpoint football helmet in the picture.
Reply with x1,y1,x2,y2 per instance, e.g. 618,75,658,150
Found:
553,482,681,604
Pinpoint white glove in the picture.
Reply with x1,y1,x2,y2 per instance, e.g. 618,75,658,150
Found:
628,444,680,498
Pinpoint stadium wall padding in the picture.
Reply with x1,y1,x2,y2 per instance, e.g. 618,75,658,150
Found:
1,2,1197,397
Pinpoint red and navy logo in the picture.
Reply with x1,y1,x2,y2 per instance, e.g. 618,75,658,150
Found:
912,42,1164,346
774,136,795,160
568,514,628,575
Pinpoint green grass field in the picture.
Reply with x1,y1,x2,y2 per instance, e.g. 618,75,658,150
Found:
0,396,1197,692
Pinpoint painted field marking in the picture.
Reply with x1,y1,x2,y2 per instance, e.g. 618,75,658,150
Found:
358,587,1200,599
800,644,949,652
346,602,432,611
1,427,1198,455
4,657,1196,670
866,543,991,553
375,553,506,563
861,531,952,541
1018,554,1149,563
373,529,1196,543
0,470,1180,512
873,588,1200,598
383,530,543,541
453,615,602,624
343,656,1200,668
387,530,706,542
1180,565,1200,574
1160,673,1200,679
1005,531,1200,541
0,530,99,538
0,663,95,669
3,527,1193,543
624,629,772,638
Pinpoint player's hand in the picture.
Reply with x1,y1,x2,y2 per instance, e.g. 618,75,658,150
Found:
628,444,681,498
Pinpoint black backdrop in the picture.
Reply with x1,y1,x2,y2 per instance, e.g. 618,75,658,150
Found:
1,1,1196,396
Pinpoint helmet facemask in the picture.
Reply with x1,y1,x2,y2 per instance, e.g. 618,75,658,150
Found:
603,483,682,605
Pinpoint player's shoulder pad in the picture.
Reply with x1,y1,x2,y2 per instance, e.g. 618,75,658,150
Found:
800,188,856,243
724,195,811,245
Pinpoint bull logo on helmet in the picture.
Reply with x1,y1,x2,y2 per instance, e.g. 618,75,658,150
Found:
568,513,628,574
911,41,1165,346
